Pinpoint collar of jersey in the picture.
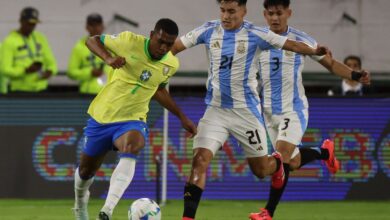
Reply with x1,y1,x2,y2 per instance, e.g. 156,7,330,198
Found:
280,26,291,36
221,23,244,33
144,38,168,62
265,26,290,36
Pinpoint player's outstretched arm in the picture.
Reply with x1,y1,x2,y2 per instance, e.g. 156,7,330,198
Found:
319,54,371,85
153,87,197,137
170,39,187,55
86,36,126,69
282,39,329,56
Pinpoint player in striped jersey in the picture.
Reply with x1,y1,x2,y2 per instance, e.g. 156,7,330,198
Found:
171,0,329,219
251,1,371,219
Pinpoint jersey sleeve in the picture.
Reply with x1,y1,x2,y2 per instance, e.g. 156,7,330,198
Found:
251,28,288,51
180,22,214,48
262,30,288,50
293,31,324,61
100,31,136,54
307,42,324,61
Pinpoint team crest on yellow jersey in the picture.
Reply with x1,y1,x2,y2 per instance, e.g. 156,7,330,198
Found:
140,70,152,82
163,66,170,75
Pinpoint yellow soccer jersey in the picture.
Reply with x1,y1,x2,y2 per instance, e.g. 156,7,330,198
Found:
87,31,179,123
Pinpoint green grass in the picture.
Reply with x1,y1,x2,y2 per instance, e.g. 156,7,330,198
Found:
0,199,389,220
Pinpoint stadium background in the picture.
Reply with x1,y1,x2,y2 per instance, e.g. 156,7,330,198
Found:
0,0,389,216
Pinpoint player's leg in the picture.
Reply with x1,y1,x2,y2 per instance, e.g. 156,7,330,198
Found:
262,140,295,219
230,106,284,182
260,110,308,219
74,118,115,220
245,110,282,179
182,147,214,220
183,107,229,220
289,139,339,173
284,109,337,171
227,106,284,220
74,152,107,220
99,121,148,219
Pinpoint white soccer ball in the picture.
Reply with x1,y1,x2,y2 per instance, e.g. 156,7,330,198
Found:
128,198,161,220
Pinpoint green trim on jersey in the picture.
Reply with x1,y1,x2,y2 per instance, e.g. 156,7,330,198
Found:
143,38,152,60
143,38,168,62
100,35,105,45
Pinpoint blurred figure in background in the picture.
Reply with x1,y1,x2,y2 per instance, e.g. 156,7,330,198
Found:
0,7,57,93
328,55,368,96
68,13,111,94
0,42,9,94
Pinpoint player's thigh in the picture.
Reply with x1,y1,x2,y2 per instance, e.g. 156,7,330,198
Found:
113,120,148,154
114,130,145,154
83,118,118,157
230,106,268,158
193,107,229,156
276,110,308,158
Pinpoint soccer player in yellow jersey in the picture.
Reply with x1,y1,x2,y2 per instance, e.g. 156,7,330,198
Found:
73,18,197,220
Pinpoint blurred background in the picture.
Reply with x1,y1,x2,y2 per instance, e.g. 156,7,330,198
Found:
0,0,389,219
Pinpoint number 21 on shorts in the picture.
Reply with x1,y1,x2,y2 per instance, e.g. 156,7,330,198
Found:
246,129,261,145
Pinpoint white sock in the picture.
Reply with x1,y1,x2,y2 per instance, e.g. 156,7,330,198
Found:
74,167,94,208
102,157,136,215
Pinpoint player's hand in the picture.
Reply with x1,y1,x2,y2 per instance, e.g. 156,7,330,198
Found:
359,70,371,85
91,69,104,77
105,56,126,69
315,45,330,56
180,116,197,138
40,70,52,79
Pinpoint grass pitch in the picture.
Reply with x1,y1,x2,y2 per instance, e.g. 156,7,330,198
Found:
0,199,389,220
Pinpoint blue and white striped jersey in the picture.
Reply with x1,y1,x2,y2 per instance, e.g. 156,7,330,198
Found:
181,20,287,108
258,26,324,114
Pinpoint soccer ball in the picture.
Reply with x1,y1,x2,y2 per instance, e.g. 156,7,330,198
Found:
128,198,161,220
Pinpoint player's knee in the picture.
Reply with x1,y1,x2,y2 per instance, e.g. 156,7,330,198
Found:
78,166,95,179
192,154,210,172
122,142,145,155
289,158,300,170
276,146,295,163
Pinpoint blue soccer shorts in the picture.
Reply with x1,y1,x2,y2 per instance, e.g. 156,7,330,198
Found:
82,118,149,157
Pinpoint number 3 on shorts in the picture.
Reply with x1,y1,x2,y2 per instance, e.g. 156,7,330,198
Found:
246,130,261,145
281,118,290,130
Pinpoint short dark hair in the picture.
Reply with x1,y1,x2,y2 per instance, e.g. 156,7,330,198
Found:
86,13,103,25
216,0,247,6
154,18,179,36
263,0,290,9
344,55,362,68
